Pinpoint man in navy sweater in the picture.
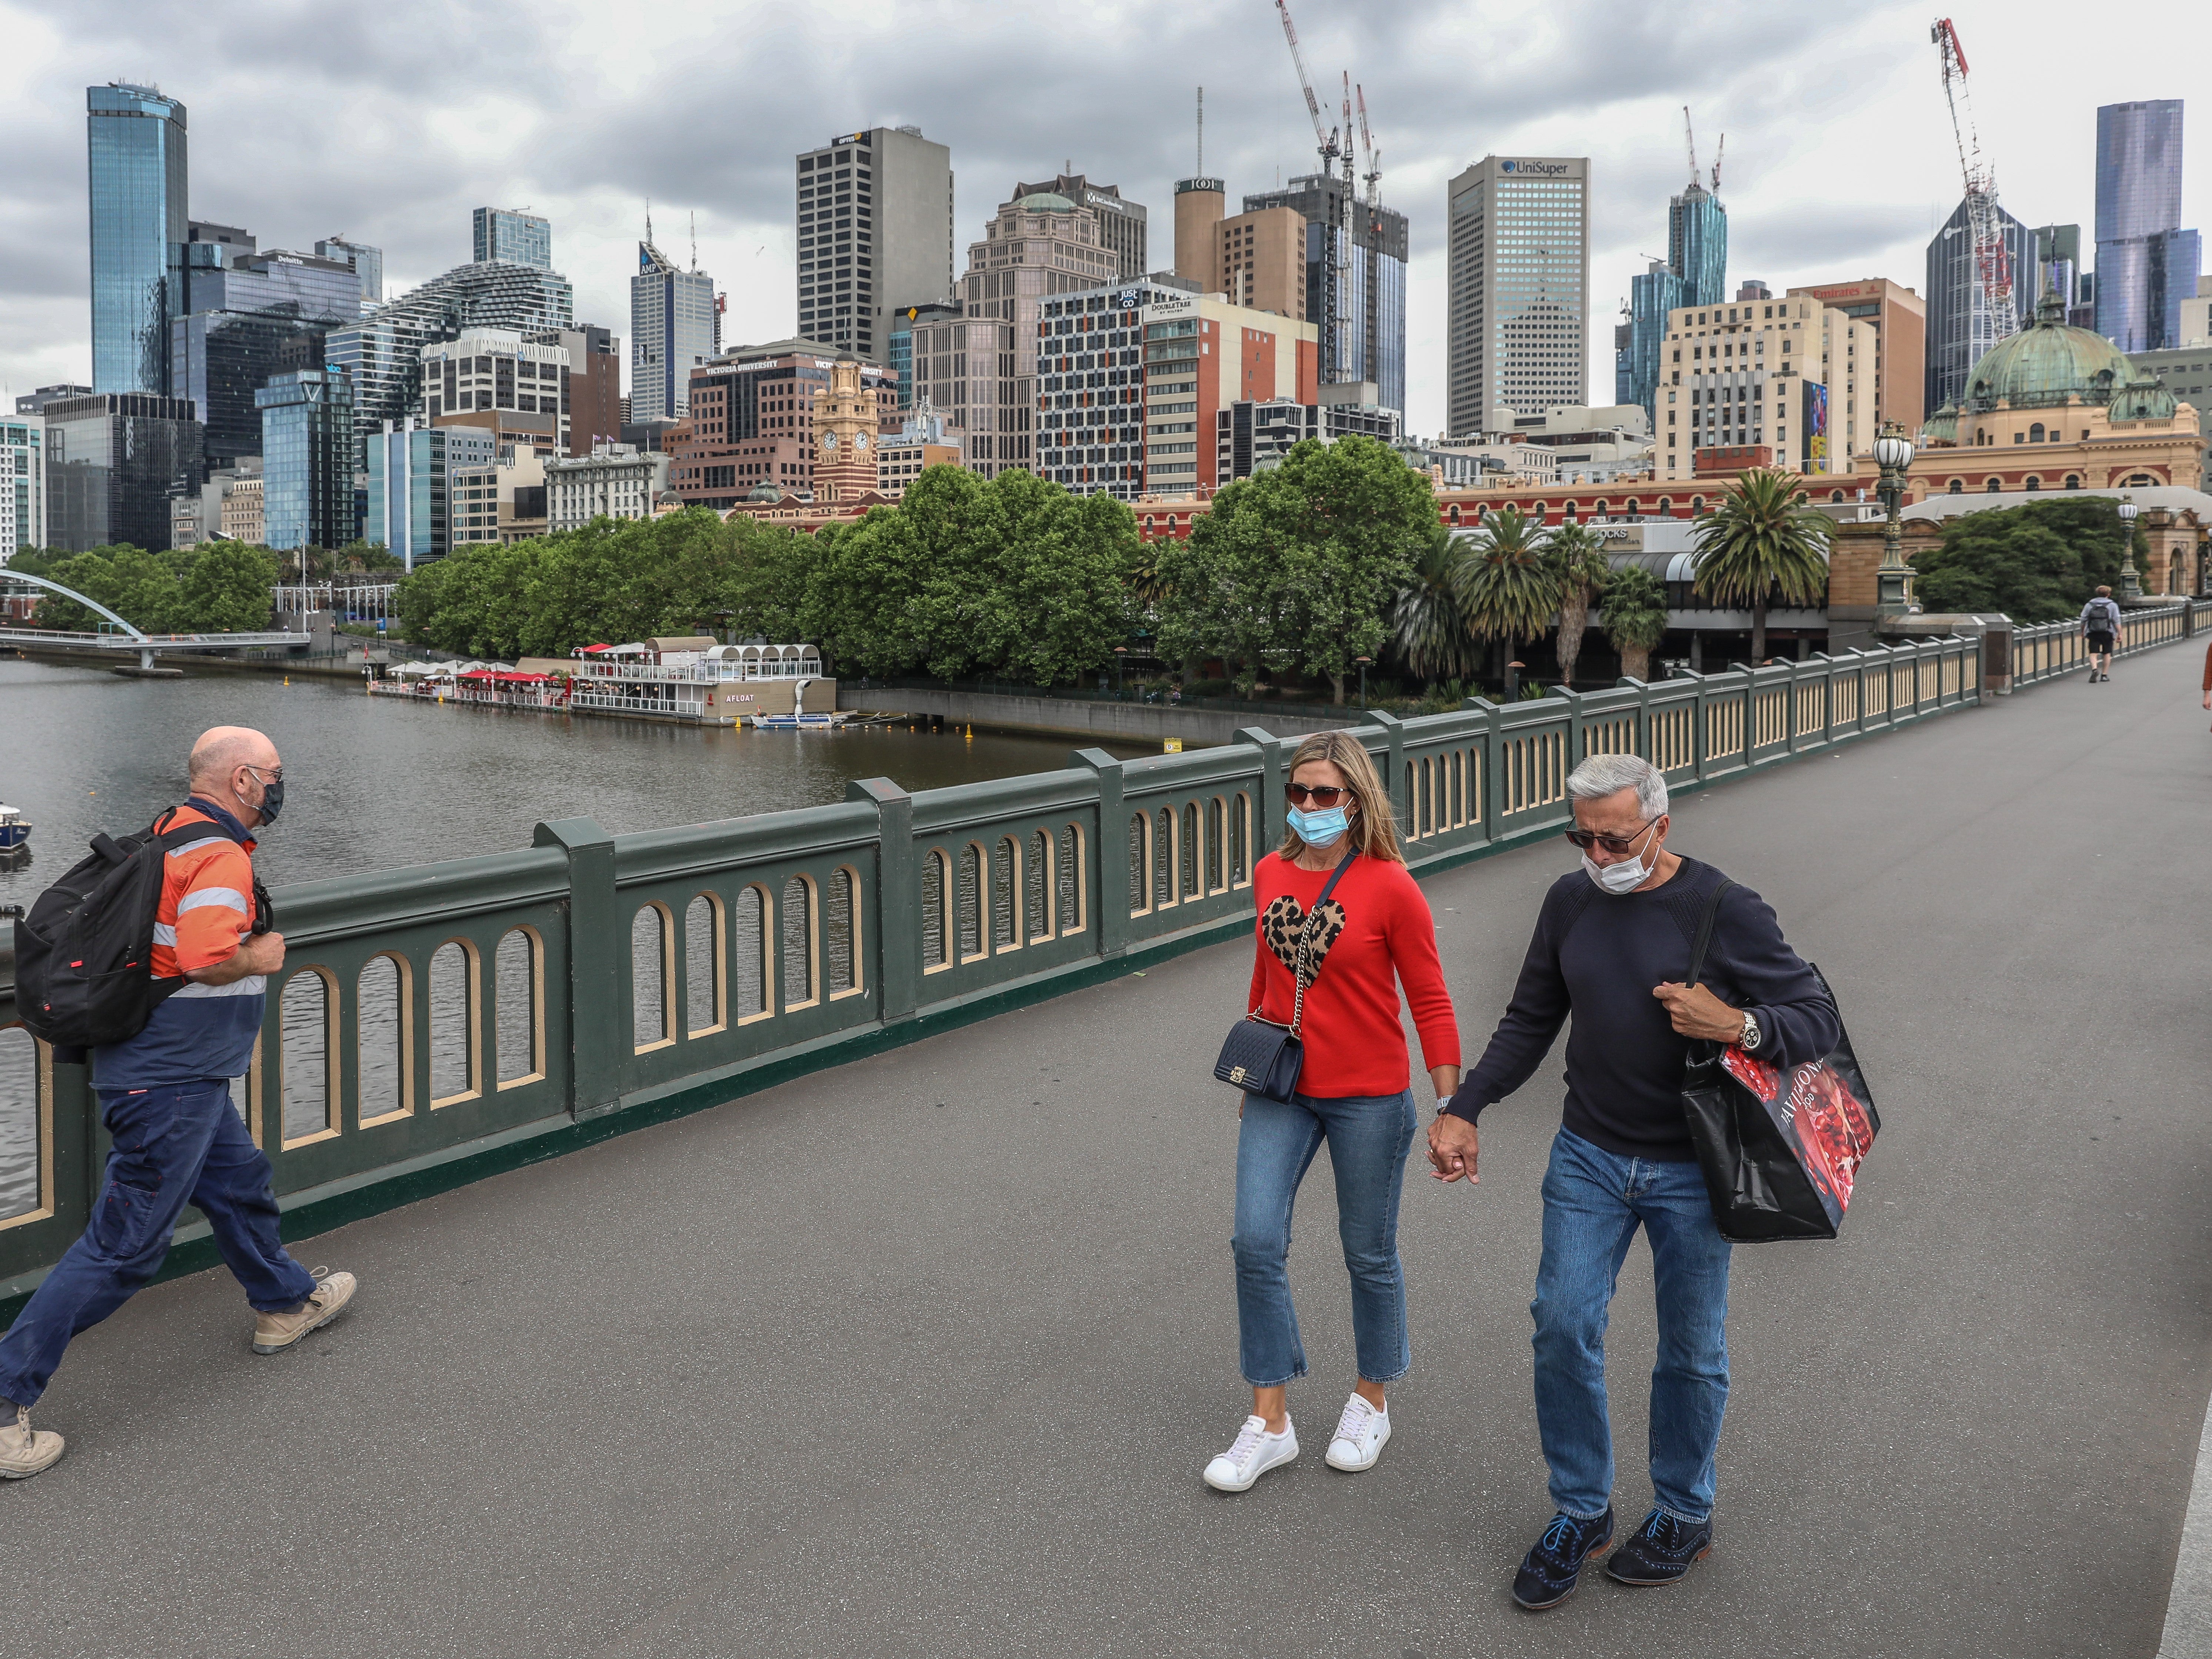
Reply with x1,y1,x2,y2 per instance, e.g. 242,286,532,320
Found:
1429,752,1837,1611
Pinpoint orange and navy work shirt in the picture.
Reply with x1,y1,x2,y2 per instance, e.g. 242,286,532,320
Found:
90,798,265,1091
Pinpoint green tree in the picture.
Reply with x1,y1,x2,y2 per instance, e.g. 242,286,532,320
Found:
1600,565,1669,683
1159,434,1431,702
1690,469,1831,662
1544,520,1611,688
1454,505,1561,686
392,557,451,645
1389,522,1480,685
172,541,281,632
30,546,182,632
1910,496,2152,619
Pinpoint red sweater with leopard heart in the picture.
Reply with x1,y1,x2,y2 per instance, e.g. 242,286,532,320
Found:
1246,850,1461,1099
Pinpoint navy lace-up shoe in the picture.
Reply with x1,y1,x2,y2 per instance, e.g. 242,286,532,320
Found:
1511,1508,1614,1610
1605,1507,1714,1586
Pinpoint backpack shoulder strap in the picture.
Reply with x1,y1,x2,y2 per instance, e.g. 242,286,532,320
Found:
1687,877,1735,985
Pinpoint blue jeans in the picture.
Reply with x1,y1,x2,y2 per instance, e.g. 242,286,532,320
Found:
1232,1089,1417,1388
1532,1127,1733,1525
0,1079,315,1409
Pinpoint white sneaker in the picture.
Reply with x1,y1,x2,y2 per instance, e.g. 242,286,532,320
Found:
1323,1393,1391,1472
1203,1413,1299,1492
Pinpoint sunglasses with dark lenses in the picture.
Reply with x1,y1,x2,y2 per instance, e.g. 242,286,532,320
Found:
1562,818,1657,856
1286,783,1350,807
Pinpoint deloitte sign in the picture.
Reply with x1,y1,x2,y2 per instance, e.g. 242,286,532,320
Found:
1500,159,1575,177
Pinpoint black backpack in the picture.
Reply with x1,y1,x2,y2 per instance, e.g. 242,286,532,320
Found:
13,810,222,1050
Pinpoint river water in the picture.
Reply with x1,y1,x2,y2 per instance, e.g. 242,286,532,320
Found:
0,658,1152,1219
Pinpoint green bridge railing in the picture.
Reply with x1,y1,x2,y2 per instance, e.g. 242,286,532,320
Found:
0,609,2200,1306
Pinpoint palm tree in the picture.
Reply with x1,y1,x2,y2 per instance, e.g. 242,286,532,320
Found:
1601,565,1669,683
1544,520,1610,688
1690,469,1832,662
1389,522,1481,685
1453,506,1562,687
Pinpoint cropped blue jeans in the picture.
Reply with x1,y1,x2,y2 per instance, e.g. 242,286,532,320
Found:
1532,1128,1734,1525
1232,1089,1417,1389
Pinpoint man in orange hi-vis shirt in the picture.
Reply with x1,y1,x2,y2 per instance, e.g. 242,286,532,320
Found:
0,727,357,1479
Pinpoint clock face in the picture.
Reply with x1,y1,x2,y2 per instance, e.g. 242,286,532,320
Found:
856,433,869,451
820,433,836,454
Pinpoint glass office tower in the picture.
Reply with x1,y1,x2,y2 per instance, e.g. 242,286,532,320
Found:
473,208,552,270
1668,182,1728,308
88,83,189,395
257,369,355,551
41,392,203,551
2096,100,2198,352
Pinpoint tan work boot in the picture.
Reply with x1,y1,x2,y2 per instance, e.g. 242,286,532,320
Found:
0,1404,64,1479
251,1266,358,1355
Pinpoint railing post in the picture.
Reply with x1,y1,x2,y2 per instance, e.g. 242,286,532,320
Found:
1548,686,1586,767
1072,748,1128,960
1236,726,1286,852
533,816,625,1121
1692,671,1714,782
1364,709,1408,826
847,778,916,1024
1470,697,1505,840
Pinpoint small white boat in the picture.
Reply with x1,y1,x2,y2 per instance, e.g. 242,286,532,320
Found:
0,805,29,849
751,712,846,730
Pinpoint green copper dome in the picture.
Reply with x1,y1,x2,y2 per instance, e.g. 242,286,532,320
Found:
1921,401,1959,444
1017,192,1078,213
2109,378,2179,421
1960,290,2134,413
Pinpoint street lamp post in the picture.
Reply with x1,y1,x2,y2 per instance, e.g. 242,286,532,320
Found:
1113,645,1128,696
1355,655,1371,709
1872,422,1917,616
2117,495,2142,599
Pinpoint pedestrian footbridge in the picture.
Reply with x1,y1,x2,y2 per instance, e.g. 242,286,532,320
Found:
1,604,2208,1657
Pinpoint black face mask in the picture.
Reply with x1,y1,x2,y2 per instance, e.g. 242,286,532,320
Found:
239,772,284,826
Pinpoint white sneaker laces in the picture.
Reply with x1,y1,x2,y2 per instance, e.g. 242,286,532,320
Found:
1225,1418,1267,1466
1332,1396,1374,1446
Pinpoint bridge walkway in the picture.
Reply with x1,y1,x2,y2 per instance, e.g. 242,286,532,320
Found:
5,644,2209,1658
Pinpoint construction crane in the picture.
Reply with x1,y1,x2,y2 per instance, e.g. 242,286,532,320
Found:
1711,133,1725,194
1274,0,1351,383
1355,82,1380,217
1683,107,1698,186
1932,16,2018,345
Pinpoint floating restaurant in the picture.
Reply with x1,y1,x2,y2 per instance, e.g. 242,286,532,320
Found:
369,638,841,727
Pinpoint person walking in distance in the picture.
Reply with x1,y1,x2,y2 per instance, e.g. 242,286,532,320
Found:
2081,585,2123,682
1427,754,1838,1608
1203,732,1461,1493
0,727,356,1479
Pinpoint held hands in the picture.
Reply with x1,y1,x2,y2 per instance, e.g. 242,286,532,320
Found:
1426,1111,1480,1184
1653,979,1744,1042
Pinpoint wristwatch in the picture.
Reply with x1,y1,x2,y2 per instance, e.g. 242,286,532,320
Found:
1738,1009,1763,1052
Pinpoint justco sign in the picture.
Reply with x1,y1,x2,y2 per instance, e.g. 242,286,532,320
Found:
1501,160,1573,176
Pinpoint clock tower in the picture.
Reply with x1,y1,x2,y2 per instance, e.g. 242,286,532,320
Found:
815,354,879,503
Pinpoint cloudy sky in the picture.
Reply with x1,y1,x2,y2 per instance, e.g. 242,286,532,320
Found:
3,0,2207,437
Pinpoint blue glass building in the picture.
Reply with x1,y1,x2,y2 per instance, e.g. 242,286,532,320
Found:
2095,101,2199,353
256,369,354,551
1241,175,1409,417
364,421,494,567
172,246,361,469
1616,180,1724,424
474,208,552,270
88,84,189,395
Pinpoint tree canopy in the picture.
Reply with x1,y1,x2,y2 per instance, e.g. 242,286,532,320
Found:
1155,434,1432,701
1691,468,1831,661
1911,497,2153,623
9,543,282,634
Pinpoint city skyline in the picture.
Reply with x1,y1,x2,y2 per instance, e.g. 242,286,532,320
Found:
2,1,2209,438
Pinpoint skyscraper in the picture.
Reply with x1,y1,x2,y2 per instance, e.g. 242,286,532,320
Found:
629,233,718,424
171,239,362,470
1240,173,1408,416
1925,196,2030,414
474,207,552,270
1618,176,1727,424
1446,156,1590,434
316,237,384,304
2095,101,2200,353
87,83,189,395
795,126,954,363
256,368,355,551
1011,173,1148,279
41,392,203,551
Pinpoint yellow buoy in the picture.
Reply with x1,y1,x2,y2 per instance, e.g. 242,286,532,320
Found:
283,676,290,686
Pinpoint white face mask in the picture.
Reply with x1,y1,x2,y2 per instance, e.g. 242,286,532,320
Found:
1581,821,1661,895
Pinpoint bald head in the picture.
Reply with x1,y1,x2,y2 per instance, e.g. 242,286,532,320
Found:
189,727,278,789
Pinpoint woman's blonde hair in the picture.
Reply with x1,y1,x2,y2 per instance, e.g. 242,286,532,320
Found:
1276,730,1404,863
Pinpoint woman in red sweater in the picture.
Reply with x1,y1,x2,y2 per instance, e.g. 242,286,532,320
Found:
1203,731,1462,1493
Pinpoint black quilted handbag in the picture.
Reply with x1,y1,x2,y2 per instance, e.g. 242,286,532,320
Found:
1213,848,1356,1103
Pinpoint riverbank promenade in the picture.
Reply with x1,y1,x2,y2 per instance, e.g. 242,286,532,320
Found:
4,638,2210,1657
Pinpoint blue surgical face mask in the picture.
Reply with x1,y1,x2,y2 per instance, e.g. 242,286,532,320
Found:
1287,804,1350,848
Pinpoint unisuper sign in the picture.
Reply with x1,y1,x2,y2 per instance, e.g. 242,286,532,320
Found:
1501,160,1575,177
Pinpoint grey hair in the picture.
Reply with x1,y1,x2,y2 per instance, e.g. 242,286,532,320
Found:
1566,752,1668,818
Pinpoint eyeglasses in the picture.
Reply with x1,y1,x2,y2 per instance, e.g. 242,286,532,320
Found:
1562,818,1658,855
241,765,284,785
1286,784,1350,808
